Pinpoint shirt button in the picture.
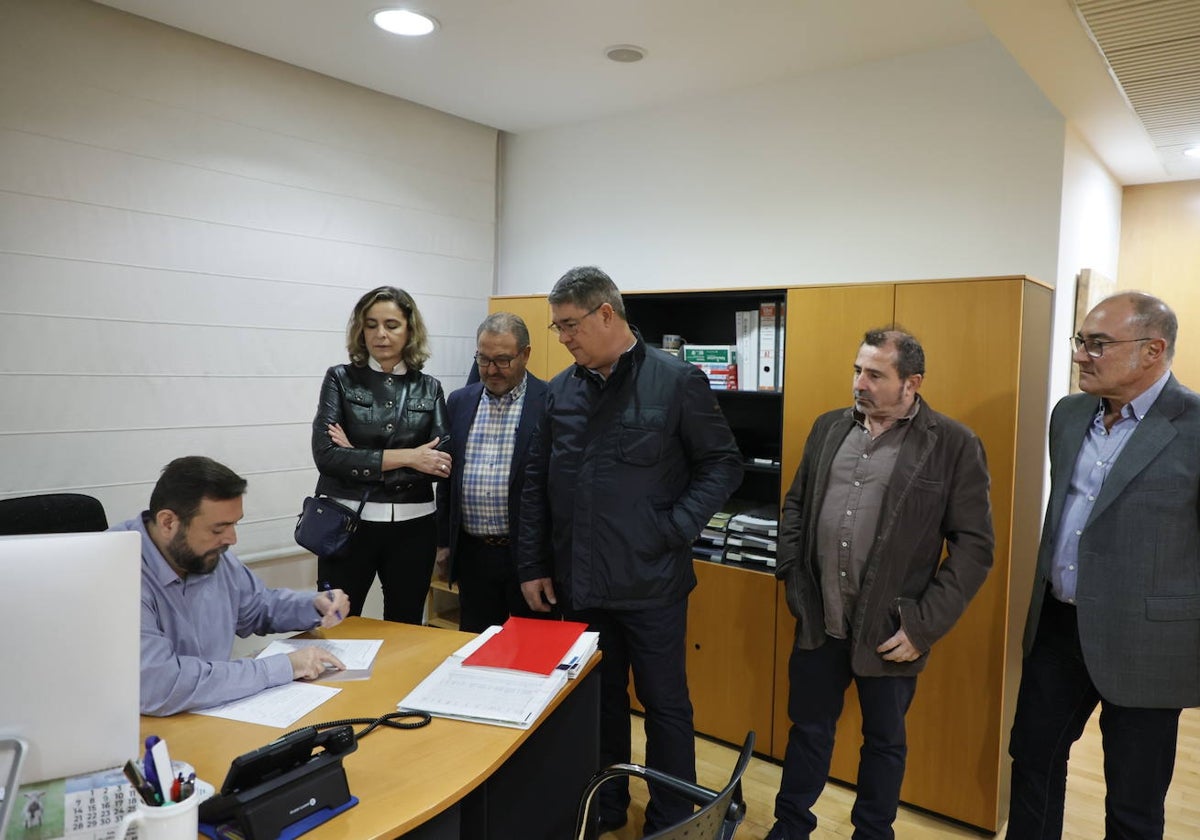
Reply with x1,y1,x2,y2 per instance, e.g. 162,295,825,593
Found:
1096,460,1103,466
841,541,848,548
861,453,869,459
1075,530,1082,536
1068,564,1075,570
1087,495,1095,501
364,469,371,476
385,401,394,408
846,510,853,516
840,571,847,577
854,481,861,487
351,469,359,476
385,423,394,431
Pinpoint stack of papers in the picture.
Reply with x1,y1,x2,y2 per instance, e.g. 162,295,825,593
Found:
397,621,600,729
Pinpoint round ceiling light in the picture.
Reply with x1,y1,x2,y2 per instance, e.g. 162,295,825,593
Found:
373,9,438,36
605,44,646,63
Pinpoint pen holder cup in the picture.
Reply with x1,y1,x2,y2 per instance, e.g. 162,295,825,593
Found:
115,789,200,840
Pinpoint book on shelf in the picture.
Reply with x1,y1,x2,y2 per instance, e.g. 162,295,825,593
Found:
725,548,777,568
699,528,727,544
726,532,777,553
735,310,760,391
728,512,779,538
758,302,780,392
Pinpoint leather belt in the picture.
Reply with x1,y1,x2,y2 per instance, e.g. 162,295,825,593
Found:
465,533,510,547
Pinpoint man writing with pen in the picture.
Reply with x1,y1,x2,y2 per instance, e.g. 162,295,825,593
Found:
122,456,351,716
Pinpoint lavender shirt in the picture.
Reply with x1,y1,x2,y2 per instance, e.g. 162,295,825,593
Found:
117,514,321,716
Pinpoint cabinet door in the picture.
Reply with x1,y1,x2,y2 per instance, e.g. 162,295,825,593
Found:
883,278,1025,828
488,296,574,381
774,284,894,759
687,561,777,746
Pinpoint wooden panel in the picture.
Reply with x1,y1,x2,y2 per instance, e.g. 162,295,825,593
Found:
773,284,894,759
489,294,574,381
885,278,1026,830
687,561,777,746
1118,181,1200,390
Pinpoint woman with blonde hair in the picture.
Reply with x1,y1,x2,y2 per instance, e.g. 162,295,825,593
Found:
311,286,450,623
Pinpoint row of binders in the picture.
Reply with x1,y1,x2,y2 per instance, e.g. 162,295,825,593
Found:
667,300,786,392
397,617,599,729
694,510,780,568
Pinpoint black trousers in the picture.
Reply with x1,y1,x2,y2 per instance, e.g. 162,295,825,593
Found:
454,532,534,633
1007,593,1180,840
317,514,436,625
772,635,917,840
565,596,695,834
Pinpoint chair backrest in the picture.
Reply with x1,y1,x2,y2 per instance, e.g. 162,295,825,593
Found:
646,731,754,840
575,731,755,840
0,493,108,536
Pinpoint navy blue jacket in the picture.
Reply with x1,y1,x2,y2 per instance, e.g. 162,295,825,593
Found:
518,334,744,610
435,373,548,582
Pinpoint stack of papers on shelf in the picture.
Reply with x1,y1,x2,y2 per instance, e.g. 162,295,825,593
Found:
693,510,732,563
397,620,599,729
725,512,780,568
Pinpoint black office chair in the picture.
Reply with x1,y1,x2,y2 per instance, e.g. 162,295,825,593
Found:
574,731,754,840
0,493,108,535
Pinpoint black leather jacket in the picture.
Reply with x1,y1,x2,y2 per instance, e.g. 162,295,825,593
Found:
311,363,450,504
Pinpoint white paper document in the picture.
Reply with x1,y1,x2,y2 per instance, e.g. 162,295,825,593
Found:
397,657,567,729
256,638,383,680
195,682,340,727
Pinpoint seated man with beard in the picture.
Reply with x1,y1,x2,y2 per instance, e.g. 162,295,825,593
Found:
124,455,351,715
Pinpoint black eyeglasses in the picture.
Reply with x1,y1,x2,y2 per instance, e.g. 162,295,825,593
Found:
474,353,517,369
1070,334,1153,358
549,304,603,336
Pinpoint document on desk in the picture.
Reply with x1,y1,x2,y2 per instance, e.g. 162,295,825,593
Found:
255,638,383,681
396,657,567,729
194,682,341,728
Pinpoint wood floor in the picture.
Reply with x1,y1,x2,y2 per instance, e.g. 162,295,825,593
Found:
602,707,1200,839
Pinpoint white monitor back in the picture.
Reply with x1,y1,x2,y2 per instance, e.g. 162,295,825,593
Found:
0,531,141,783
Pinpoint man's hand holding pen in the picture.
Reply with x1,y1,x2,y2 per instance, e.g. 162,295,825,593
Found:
313,585,350,628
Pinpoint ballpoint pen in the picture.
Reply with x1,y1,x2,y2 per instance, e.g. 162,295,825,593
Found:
142,736,162,804
322,581,343,621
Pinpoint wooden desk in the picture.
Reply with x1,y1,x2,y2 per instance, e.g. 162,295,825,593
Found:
142,618,600,840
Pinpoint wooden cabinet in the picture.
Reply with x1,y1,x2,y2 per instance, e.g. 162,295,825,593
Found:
488,295,574,380
687,560,777,745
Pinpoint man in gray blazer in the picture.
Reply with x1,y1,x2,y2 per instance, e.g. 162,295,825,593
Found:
1007,292,1197,839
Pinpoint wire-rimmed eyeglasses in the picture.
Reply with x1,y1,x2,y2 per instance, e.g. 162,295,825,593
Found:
1070,334,1152,358
548,303,603,336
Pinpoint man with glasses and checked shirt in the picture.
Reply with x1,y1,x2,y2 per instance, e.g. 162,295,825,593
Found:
1007,292,1199,840
435,312,547,632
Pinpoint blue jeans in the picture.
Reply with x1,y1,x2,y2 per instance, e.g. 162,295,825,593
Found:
772,635,916,840
1007,593,1180,840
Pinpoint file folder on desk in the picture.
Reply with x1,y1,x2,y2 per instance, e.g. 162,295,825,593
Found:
462,616,588,675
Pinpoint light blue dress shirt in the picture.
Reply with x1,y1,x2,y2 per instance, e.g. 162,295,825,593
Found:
119,514,321,716
1051,371,1171,603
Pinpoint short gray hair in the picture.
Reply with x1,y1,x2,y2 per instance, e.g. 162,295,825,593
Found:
548,266,626,320
476,312,530,349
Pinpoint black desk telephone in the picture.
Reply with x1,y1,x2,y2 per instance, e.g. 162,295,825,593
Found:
199,725,356,839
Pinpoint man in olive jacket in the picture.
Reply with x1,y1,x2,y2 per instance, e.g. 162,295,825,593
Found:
518,266,743,835
767,328,993,840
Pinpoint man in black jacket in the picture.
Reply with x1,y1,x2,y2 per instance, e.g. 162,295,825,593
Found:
518,266,744,834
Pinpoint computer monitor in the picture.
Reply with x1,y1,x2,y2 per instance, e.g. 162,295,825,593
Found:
0,532,141,784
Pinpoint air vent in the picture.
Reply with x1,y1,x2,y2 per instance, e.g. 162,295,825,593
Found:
1073,0,1200,174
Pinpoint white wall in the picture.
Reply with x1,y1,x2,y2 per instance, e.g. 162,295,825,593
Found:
498,37,1064,295
1052,125,1123,401
0,0,497,560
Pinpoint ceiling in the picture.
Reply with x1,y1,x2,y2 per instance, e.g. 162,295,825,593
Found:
92,0,1200,185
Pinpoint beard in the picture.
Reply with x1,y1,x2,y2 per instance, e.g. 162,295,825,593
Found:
166,527,223,575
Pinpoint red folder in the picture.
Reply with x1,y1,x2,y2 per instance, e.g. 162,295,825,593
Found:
462,616,589,676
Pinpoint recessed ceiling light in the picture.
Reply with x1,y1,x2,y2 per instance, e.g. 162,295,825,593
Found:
1184,146,1200,159
605,44,646,63
373,9,438,37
